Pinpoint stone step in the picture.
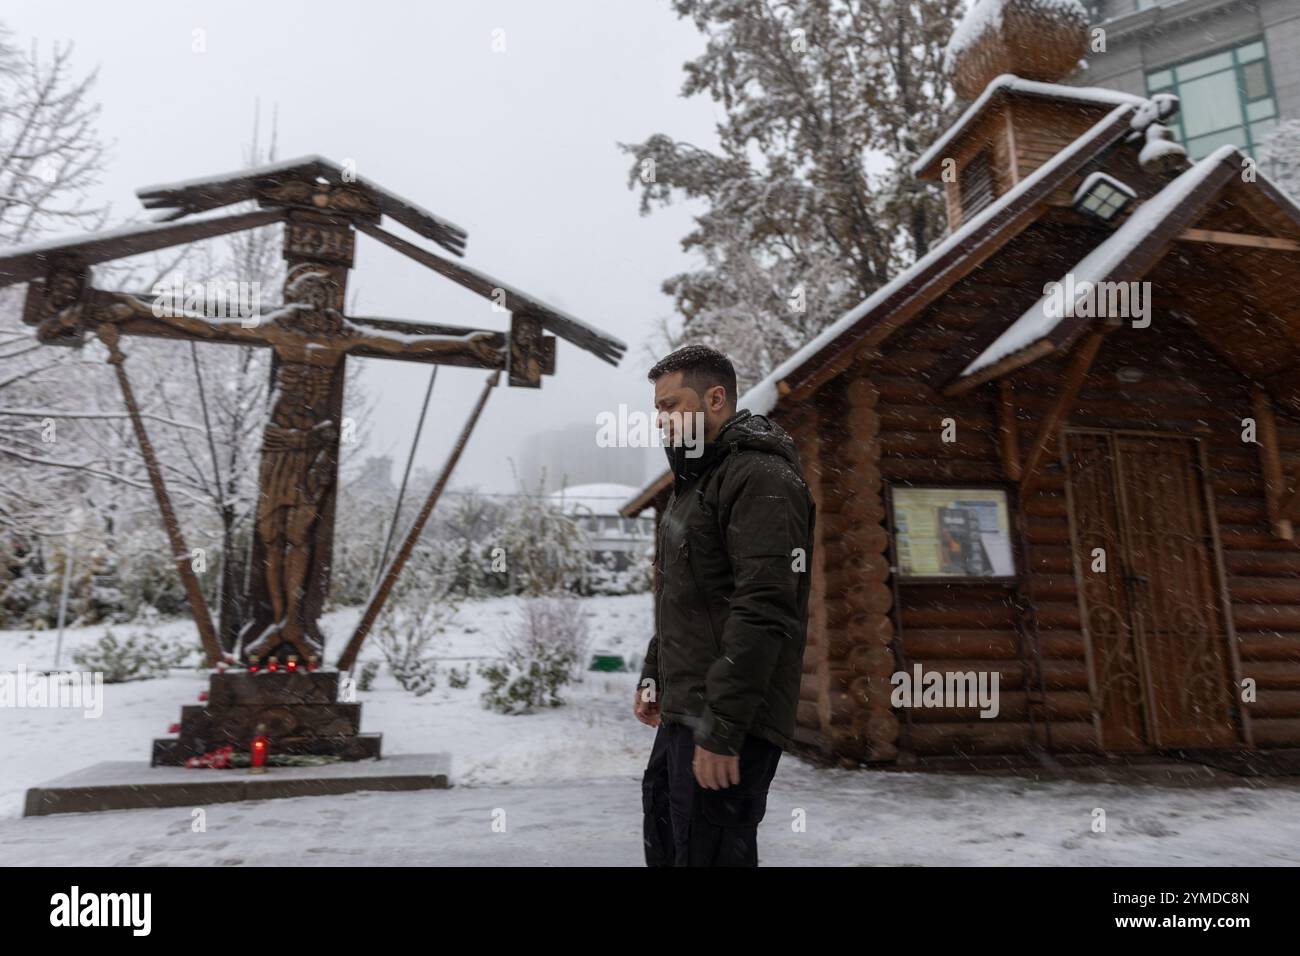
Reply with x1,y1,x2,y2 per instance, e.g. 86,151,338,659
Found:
177,701,363,741
24,752,450,816
153,731,382,766
208,669,341,706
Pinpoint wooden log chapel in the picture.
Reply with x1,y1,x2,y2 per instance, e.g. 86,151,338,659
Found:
622,0,1300,770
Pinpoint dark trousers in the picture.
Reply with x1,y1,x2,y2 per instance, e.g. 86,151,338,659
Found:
641,718,782,866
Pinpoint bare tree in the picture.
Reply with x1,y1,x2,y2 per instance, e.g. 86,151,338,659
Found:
0,24,117,543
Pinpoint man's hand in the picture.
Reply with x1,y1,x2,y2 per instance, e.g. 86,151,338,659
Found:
693,745,740,789
633,687,660,727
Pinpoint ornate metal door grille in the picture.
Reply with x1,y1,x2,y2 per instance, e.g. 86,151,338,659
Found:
1063,429,1240,751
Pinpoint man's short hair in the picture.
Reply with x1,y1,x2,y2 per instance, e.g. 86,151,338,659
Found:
648,344,738,409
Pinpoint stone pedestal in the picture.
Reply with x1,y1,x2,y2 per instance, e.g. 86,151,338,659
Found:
24,753,450,816
151,669,380,766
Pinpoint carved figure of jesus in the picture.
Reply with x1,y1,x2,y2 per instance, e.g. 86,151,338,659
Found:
84,264,502,662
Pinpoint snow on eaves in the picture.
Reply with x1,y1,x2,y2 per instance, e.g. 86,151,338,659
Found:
735,100,1138,420
404,250,627,355
0,211,261,262
911,75,1145,178
136,154,469,241
960,143,1241,378
135,154,338,196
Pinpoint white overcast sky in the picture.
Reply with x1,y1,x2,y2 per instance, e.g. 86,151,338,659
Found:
4,0,719,493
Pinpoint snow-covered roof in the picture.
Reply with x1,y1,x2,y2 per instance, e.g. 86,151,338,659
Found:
911,75,1146,177
135,154,335,198
138,154,465,240
622,99,1142,516
364,230,627,366
959,144,1241,379
1,217,204,260
0,211,268,264
550,483,644,517
622,83,1187,517
737,100,1138,419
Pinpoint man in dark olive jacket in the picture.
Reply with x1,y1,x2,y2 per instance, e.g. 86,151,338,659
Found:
634,344,815,866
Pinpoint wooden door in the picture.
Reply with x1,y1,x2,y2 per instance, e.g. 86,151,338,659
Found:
1063,429,1241,751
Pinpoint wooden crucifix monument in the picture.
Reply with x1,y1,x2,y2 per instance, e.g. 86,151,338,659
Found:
0,156,625,765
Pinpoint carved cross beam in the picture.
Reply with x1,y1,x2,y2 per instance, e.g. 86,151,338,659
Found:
25,286,558,376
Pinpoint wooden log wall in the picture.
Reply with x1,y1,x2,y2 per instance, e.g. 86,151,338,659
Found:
781,303,1300,761
784,369,901,762
873,314,1060,758
782,409,829,753
939,98,1120,230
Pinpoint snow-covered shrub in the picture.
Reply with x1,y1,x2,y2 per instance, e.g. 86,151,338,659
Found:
357,660,379,692
374,544,461,696
71,627,193,683
392,658,437,696
496,484,589,596
435,490,508,598
0,533,55,628
577,545,654,596
446,665,471,689
0,569,53,629
478,596,593,714
114,526,191,619
1261,119,1300,201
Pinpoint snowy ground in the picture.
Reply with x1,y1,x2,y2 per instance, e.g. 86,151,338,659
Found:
4,593,1300,866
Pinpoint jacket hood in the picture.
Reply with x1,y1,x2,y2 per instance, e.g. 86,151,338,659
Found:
664,409,801,485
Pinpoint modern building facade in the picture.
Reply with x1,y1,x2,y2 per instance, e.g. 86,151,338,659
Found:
550,483,654,571
1075,0,1300,160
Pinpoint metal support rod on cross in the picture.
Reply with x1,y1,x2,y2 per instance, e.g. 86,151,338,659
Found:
373,365,439,590
336,369,501,673
97,325,222,667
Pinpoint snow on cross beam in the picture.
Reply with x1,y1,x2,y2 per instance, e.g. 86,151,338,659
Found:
135,154,469,257
355,220,627,367
0,208,288,288
2,155,626,368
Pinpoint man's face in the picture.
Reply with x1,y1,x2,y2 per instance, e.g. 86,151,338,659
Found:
653,370,728,454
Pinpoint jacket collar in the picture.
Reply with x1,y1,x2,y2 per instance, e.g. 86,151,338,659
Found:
665,409,752,488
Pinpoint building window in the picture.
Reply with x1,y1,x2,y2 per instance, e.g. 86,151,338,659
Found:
1145,38,1278,159
890,486,1016,581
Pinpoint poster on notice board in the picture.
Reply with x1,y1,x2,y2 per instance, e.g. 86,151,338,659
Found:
891,487,1015,579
